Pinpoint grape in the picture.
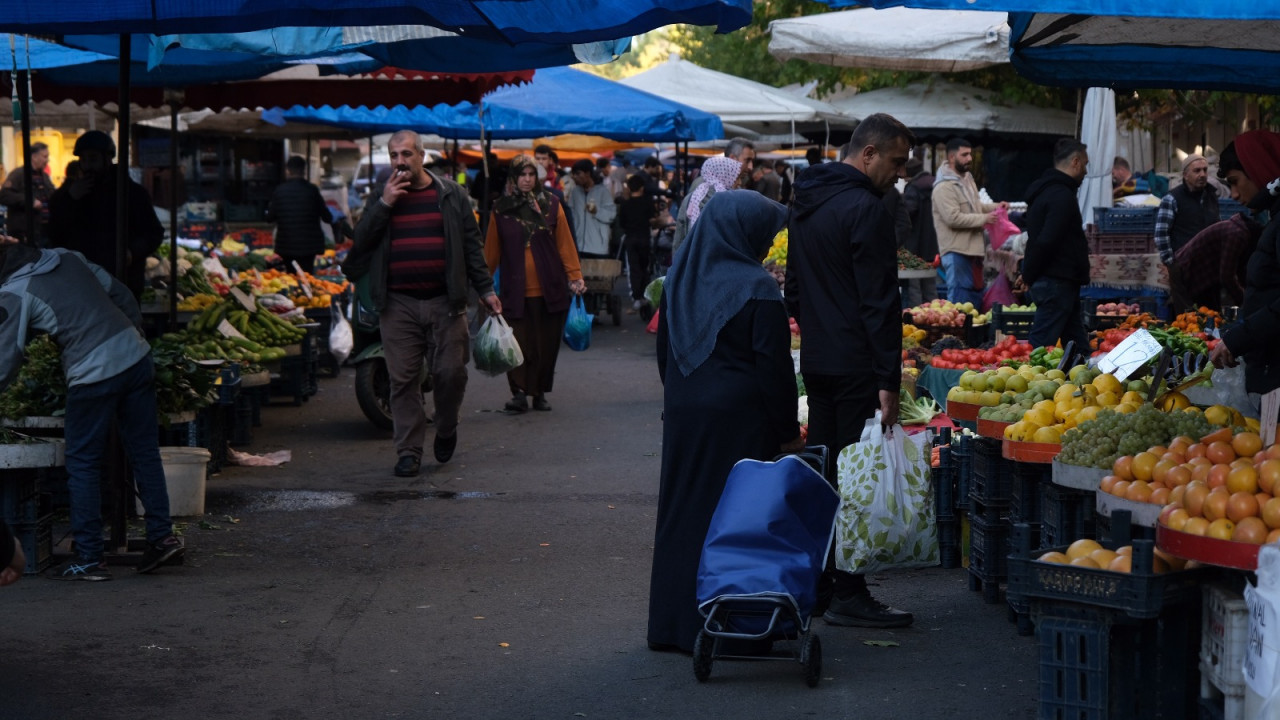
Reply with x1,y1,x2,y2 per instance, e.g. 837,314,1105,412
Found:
1057,405,1213,469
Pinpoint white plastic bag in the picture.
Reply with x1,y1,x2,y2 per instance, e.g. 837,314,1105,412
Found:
1245,545,1280,717
329,304,353,365
833,412,938,574
472,314,524,377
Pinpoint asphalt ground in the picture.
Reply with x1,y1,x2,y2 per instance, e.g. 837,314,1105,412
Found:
0,309,1037,720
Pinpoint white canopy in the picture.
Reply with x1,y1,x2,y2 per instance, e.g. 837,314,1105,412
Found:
618,53,855,134
768,7,1010,73
824,80,1076,137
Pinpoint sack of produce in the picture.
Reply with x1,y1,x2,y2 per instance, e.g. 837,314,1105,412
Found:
563,296,592,352
834,413,938,574
472,314,524,377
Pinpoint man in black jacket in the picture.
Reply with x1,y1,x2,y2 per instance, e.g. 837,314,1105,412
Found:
785,113,914,629
266,156,331,273
902,157,939,305
1023,138,1091,355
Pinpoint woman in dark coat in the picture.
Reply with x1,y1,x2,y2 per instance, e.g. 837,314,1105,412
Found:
647,190,803,653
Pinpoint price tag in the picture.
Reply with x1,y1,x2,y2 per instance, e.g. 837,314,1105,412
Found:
1245,579,1280,697
1097,328,1162,380
229,286,257,313
216,319,247,339
252,268,264,286
292,261,313,300
1263,388,1280,447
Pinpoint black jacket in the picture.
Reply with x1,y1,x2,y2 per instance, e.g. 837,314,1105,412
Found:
1022,168,1089,286
265,177,330,257
784,162,900,391
902,171,938,259
47,171,164,299
1222,193,1280,394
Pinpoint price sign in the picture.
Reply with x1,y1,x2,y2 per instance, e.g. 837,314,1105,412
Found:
216,319,247,339
1097,328,1162,380
229,286,257,313
292,261,313,300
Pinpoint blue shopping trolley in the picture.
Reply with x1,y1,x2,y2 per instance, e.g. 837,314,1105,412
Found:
693,447,840,687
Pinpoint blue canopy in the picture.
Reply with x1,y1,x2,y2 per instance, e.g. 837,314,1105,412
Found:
279,67,724,142
0,1,752,41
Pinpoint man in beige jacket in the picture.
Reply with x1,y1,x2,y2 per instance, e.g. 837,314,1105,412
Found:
931,137,1005,308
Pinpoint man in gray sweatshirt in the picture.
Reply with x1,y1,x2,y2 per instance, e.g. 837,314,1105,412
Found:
0,241,184,580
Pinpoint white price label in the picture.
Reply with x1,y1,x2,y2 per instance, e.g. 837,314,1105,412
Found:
229,286,257,313
1245,581,1279,697
216,319,246,340
1097,328,1162,380
292,261,313,299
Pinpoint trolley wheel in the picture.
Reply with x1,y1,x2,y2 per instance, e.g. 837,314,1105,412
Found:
801,633,822,688
609,295,622,326
692,630,713,682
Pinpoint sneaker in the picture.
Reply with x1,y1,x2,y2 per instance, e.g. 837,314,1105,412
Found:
532,396,551,412
48,557,111,581
823,592,913,628
433,432,458,464
503,391,528,413
137,535,186,574
394,455,421,477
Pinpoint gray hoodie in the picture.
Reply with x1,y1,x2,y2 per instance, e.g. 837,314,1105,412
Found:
0,248,148,390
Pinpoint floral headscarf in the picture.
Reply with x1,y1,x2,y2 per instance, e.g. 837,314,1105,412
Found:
687,156,742,227
493,154,554,242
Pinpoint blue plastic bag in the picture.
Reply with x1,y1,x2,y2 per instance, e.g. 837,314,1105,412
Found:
564,295,592,351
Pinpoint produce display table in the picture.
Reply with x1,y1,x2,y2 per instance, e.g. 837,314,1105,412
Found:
918,365,964,409
1096,491,1161,527
1157,524,1259,571
976,417,1010,439
1002,439,1059,464
1051,459,1107,490
947,400,980,422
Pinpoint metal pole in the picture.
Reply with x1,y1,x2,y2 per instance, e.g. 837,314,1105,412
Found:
116,34,131,286
15,68,32,245
167,91,181,326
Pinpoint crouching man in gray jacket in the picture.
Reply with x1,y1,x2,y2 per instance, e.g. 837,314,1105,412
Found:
0,240,184,580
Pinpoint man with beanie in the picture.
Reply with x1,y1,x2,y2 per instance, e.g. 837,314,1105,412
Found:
1023,138,1092,356
932,137,1005,309
47,131,164,300
1155,154,1219,312
1209,131,1280,399
266,155,331,274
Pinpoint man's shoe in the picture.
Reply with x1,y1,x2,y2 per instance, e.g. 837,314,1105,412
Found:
47,557,111,581
823,592,913,628
137,535,185,574
532,396,551,412
503,391,528,413
434,433,458,464
394,455,421,477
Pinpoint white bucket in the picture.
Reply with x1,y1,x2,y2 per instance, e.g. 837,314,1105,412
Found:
136,446,211,517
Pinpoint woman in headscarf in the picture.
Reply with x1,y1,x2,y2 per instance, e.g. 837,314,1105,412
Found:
484,155,586,413
670,156,742,255
647,190,803,653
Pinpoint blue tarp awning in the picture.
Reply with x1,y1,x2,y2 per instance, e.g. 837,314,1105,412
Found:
279,66,724,142
0,0,752,40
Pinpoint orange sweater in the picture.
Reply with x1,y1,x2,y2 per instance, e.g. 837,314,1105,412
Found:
484,204,582,297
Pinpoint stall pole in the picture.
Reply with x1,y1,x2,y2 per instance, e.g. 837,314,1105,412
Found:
109,33,134,555
15,66,33,245
166,89,182,326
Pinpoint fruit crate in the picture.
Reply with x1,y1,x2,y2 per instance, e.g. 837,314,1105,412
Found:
1010,461,1047,526
1,471,40,524
1041,481,1097,548
968,493,1008,524
1035,601,1200,720
1092,207,1158,234
967,513,1010,604
953,435,973,513
938,519,961,569
1086,227,1156,254
1006,523,1039,636
991,304,1036,341
932,448,957,522
971,437,1013,505
1086,296,1160,330
12,512,53,574
1199,584,1247,720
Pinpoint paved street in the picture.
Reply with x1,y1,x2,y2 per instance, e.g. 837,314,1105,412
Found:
0,312,1036,720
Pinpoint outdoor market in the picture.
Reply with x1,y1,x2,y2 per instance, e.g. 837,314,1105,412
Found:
3,1,1280,719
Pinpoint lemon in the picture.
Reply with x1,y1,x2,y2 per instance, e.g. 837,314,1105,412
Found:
1204,405,1233,426
1025,407,1054,428
1033,426,1062,444
1093,373,1123,395
1053,383,1079,403
1095,391,1119,407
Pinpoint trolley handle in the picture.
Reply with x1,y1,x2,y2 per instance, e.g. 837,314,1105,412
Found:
773,444,829,479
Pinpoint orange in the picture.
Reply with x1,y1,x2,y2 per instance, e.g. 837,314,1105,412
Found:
1184,485,1209,518
1150,488,1171,506
1100,475,1119,494
1204,490,1230,521
1112,455,1134,481
1066,538,1103,560
1234,516,1269,544
1161,451,1186,466
1110,480,1130,498
1089,548,1119,567
1191,462,1213,485
1126,481,1154,504
1268,444,1280,461
1170,485,1187,506
1233,457,1257,470
1207,441,1237,465
1186,443,1207,460
1183,517,1210,536
1260,493,1274,513
1038,551,1070,564
1165,466,1192,488
1169,436,1194,453
1208,518,1237,541
1131,452,1159,481
1108,555,1132,573
1148,445,1169,457
1151,459,1178,485
1165,508,1190,531
1208,464,1232,489
1269,529,1280,544
1227,466,1260,495
1263,497,1280,530
1258,460,1280,494
1154,548,1186,571
1069,556,1101,569
1227,491,1260,523
1233,432,1264,458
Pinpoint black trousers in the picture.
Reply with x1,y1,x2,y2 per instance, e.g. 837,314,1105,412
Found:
624,233,651,302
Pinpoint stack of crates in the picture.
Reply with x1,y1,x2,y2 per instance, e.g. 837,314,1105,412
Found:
953,434,972,515
1,471,52,574
1009,461,1046,545
933,443,960,569
1041,481,1098,547
967,436,1013,604
1200,584,1248,720
272,327,320,405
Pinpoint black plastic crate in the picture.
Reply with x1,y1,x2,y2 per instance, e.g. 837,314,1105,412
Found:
954,436,972,513
216,376,242,405
968,493,1009,524
1006,522,1039,637
932,451,956,522
1011,461,1047,525
971,437,1013,504
1035,601,1200,720
1041,482,1098,548
992,304,1035,340
938,519,961,570
1092,206,1157,234
12,512,53,574
968,514,1010,604
940,545,962,570
1,471,40,524
189,405,229,474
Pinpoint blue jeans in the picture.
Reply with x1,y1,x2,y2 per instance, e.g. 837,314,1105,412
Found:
64,355,172,561
941,252,983,307
1028,278,1090,356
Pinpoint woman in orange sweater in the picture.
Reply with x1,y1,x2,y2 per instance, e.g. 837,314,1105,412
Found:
485,155,585,413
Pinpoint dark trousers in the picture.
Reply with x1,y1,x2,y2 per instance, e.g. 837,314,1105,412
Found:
624,234,651,302
804,371,880,596
279,253,316,274
1028,277,1089,356
380,293,470,459
505,296,567,398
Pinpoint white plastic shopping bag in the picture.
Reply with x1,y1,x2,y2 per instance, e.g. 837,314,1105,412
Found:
833,412,938,574
328,303,353,365
471,314,524,377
